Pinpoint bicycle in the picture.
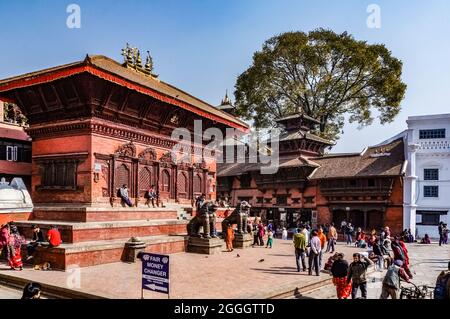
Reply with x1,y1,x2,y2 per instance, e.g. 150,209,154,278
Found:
399,281,434,299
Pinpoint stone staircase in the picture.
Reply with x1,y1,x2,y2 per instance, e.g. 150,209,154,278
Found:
16,205,192,270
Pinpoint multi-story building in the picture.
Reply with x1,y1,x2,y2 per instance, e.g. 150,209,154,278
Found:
0,100,32,189
403,114,450,238
218,112,406,234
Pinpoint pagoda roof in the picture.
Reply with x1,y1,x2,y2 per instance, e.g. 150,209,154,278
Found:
0,55,248,132
279,129,333,145
276,113,321,124
217,155,319,177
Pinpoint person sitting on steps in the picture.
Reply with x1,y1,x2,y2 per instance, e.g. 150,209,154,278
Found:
118,184,133,207
145,185,158,208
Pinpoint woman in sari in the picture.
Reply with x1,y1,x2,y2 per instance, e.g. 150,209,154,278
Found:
330,253,352,299
9,225,25,270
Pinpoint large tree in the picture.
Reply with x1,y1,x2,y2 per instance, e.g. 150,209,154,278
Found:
234,29,407,141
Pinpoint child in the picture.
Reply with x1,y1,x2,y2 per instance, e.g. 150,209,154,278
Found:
266,230,274,248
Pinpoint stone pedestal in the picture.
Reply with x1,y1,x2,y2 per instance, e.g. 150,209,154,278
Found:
233,233,253,248
123,237,147,262
187,236,224,255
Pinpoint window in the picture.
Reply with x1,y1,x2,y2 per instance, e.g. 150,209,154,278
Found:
6,146,18,161
419,129,446,139
238,197,252,204
424,186,439,198
240,174,251,188
256,197,263,204
276,195,288,205
368,179,376,187
0,142,31,163
419,213,441,225
40,160,77,190
349,180,357,187
424,169,439,181
304,196,315,204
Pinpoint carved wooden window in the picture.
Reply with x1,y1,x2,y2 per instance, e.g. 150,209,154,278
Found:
40,160,77,190
162,170,170,192
240,174,251,188
193,174,202,194
177,172,188,197
139,167,152,193
276,195,288,205
115,164,130,190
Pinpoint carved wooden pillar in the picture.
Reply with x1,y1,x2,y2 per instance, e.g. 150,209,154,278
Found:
363,211,368,230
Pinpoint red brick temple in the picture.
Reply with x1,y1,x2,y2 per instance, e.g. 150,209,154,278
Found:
218,113,406,235
0,53,247,269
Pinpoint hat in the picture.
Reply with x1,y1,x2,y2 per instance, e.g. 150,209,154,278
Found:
394,260,403,267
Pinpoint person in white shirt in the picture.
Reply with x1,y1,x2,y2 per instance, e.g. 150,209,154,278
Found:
301,226,309,244
282,227,288,240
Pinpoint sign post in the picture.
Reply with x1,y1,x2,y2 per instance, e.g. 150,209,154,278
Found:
139,252,170,299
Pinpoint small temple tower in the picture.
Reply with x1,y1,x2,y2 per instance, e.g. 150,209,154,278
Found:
216,90,236,116
276,113,333,157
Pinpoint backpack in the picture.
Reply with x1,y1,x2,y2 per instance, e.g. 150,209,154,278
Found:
434,271,450,299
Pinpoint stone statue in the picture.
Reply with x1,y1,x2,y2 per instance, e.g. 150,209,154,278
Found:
187,201,218,239
222,201,251,235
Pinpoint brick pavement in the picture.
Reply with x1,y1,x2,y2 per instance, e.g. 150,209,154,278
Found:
0,239,365,299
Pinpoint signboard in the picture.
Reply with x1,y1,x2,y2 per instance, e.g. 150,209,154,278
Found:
140,252,170,295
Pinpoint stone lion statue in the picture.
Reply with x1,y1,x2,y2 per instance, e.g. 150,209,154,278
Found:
221,201,251,235
187,201,218,239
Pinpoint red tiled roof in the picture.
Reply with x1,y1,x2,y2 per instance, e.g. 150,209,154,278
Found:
309,138,405,179
0,55,248,132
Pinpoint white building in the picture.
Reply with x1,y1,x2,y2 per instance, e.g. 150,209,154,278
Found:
403,114,450,239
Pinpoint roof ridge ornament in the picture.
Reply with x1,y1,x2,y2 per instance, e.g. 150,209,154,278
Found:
121,44,158,79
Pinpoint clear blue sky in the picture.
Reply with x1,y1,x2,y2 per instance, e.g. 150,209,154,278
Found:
1,0,449,152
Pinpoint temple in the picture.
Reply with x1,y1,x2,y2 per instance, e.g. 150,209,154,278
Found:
0,53,247,269
218,112,406,234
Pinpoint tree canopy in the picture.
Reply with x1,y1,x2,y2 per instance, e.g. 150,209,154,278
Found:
234,29,407,141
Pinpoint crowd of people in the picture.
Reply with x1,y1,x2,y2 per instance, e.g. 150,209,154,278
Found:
0,222,62,270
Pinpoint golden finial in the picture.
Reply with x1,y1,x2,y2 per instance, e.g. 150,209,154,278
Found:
144,51,153,75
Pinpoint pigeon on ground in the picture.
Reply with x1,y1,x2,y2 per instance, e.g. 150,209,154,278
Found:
258,259,265,262
236,254,240,257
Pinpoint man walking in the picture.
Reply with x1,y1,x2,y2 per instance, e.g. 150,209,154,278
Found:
326,223,338,253
317,226,327,270
347,253,374,299
308,230,321,276
380,260,410,299
293,226,307,272
345,223,354,245
438,221,444,246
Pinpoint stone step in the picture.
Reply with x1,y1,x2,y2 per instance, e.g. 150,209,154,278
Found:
22,234,189,270
31,206,178,222
16,219,191,243
16,218,225,243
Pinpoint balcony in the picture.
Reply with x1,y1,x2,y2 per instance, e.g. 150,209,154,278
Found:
417,139,450,153
320,186,393,197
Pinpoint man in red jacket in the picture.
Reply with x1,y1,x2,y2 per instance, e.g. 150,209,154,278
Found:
46,225,62,247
